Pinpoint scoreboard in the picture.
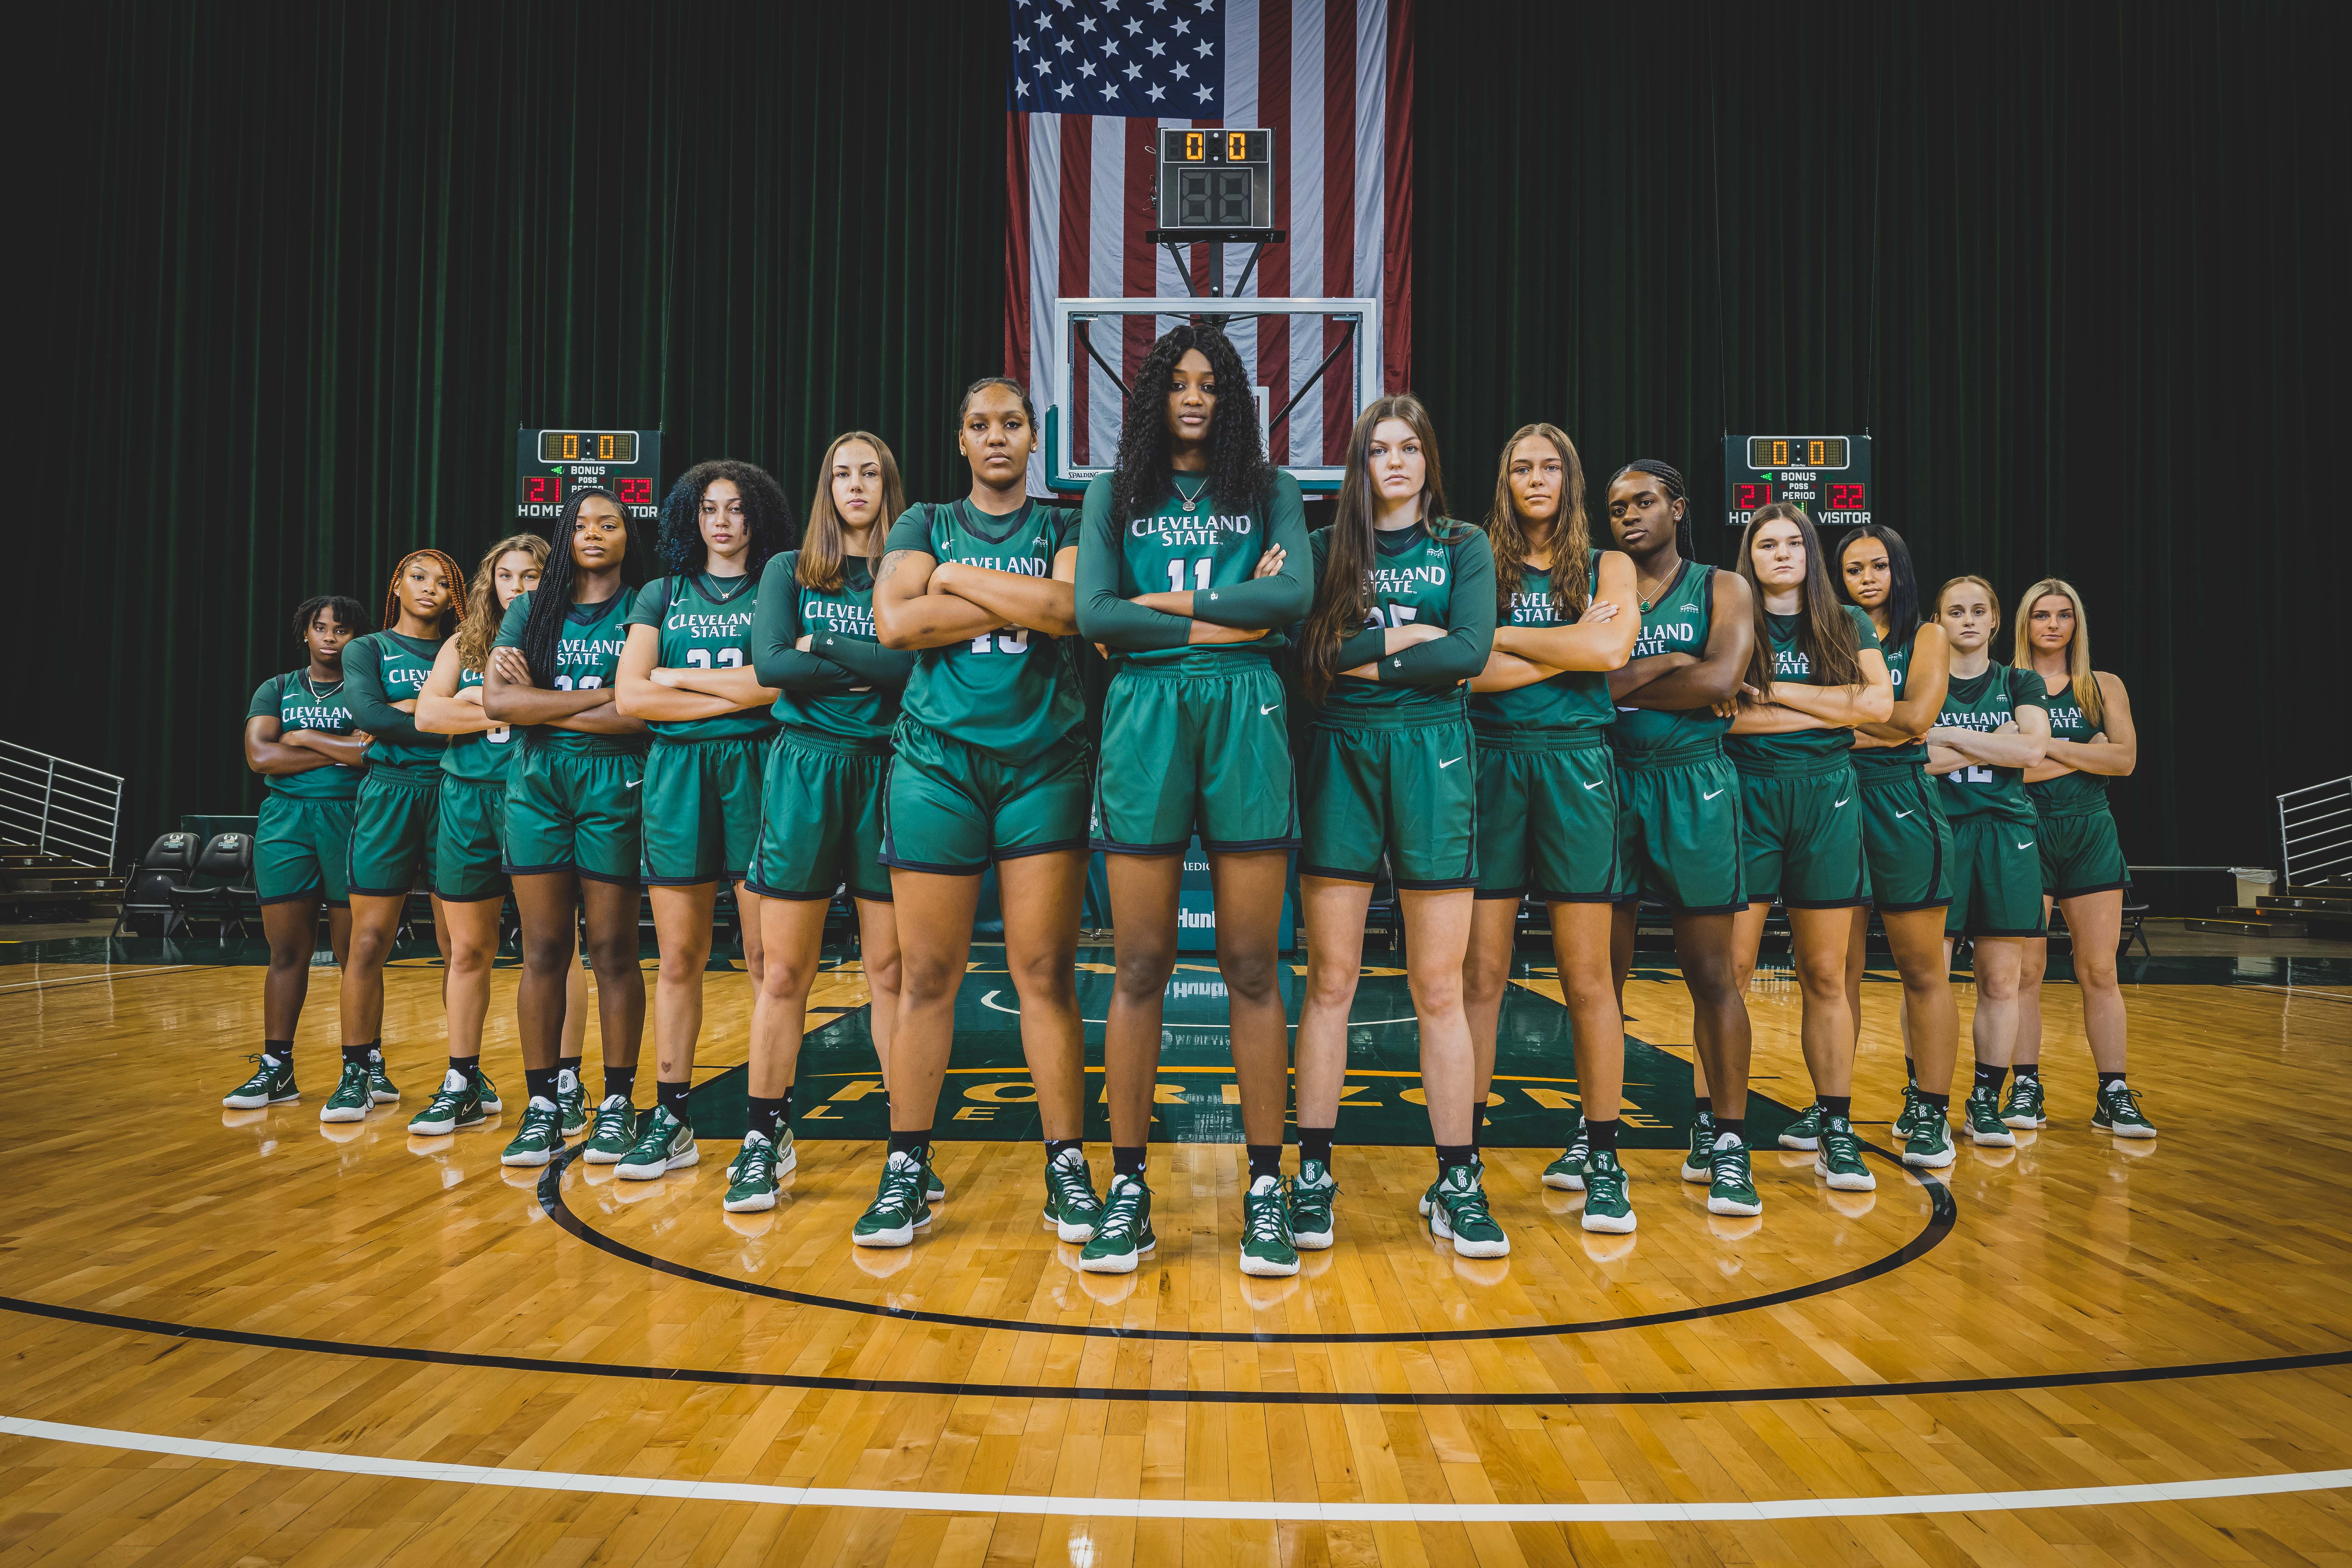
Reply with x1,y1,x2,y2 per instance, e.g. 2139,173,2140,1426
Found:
515,428,663,524
1723,434,1871,531
1153,128,1276,236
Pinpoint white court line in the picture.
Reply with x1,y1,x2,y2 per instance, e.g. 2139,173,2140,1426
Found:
0,965,196,996
4,1415,2344,1521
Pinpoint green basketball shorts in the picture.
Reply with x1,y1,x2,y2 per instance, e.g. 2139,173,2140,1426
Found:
641,734,768,886
255,792,354,906
2038,806,2127,898
1298,720,1478,890
1092,658,1296,855
504,745,644,884
1945,816,2048,937
1856,765,1952,912
1735,761,1871,909
1472,736,1619,902
881,719,1091,876
433,777,511,902
1609,744,1746,915
345,770,439,898
750,732,892,903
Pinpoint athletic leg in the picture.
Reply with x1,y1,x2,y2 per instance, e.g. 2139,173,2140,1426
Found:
580,878,646,1079
337,893,404,1052
1292,876,1369,1251
1552,903,1626,1134
723,891,832,1211
510,873,577,1076
858,898,902,1086
2014,895,2052,1069
440,898,501,1066
1786,906,1857,1099
1882,905,1959,1123
999,849,1090,1142
649,884,717,1085
1462,898,1519,1119
1102,853,1185,1153
259,896,321,1044
882,869,980,1135
1209,850,1292,1152
2061,890,2128,1072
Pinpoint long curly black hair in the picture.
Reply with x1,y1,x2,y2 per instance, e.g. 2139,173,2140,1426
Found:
516,486,654,688
655,459,797,594
1110,324,1276,525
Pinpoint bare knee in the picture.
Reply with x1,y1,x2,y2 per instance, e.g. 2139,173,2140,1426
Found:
1304,958,1359,1013
899,948,965,1007
1012,949,1077,1007
1214,946,1280,1004
1113,939,1177,1001
659,937,713,982
2074,951,2120,994
585,932,637,980
1408,964,1465,1017
346,925,396,969
446,936,498,977
863,950,903,998
758,948,822,1003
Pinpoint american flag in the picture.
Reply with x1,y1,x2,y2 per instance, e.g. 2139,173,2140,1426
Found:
1006,0,1414,490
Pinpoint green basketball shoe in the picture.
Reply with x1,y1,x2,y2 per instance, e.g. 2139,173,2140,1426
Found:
1290,1160,1337,1250
852,1149,931,1247
723,1131,785,1212
1893,1083,1926,1141
1902,1105,1956,1169
1580,1150,1636,1234
1239,1175,1300,1277
319,1059,372,1123
728,1125,797,1184
1813,1115,1875,1191
1425,1164,1509,1258
557,1069,588,1138
2092,1079,2158,1139
408,1069,485,1135
1707,1137,1763,1217
223,1054,297,1109
499,1098,564,1167
1681,1110,1716,1184
1542,1116,1590,1191
365,1049,399,1105
2000,1074,2048,1129
581,1096,640,1163
472,1067,502,1114
1965,1085,2016,1147
616,1105,698,1180
1078,1174,1155,1274
1042,1148,1104,1243
1778,1103,1823,1151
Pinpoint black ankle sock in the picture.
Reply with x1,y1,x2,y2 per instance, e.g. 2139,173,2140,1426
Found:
1820,1095,1853,1120
658,1079,693,1118
1300,1126,1335,1167
603,1065,636,1104
2014,1063,2041,1082
1113,1144,1148,1177
746,1096,785,1143
1921,1091,1951,1112
1904,1056,1916,1086
2097,1070,2126,1090
343,1041,376,1066
779,1085,792,1121
1247,1143,1283,1183
525,1066,558,1104
1714,1118,1746,1143
264,1040,293,1065
448,1055,479,1080
888,1128,932,1159
1694,1096,1712,1117
1974,1063,2008,1095
1585,1118,1620,1154
1044,1138,1084,1166
1436,1142,1476,1176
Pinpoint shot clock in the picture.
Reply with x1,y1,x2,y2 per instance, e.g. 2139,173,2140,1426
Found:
1154,128,1275,236
1723,434,1872,530
515,428,663,524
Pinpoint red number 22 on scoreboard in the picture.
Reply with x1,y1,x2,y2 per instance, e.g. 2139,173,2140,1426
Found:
615,478,654,504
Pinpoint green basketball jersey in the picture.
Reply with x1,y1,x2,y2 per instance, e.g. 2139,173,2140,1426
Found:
2028,674,2109,817
1727,604,1882,771
1935,663,2048,824
344,631,447,777
623,572,777,742
1853,618,1930,780
1075,468,1311,667
1308,519,1497,729
1468,547,1615,743
760,551,903,744
885,498,1084,762
492,590,649,756
1608,559,1729,758
439,659,520,784
247,670,363,798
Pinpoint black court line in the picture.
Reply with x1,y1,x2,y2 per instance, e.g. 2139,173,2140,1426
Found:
4,1290,2345,1407
542,1142,1958,1345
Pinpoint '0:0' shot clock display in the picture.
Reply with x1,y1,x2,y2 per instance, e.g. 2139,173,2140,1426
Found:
516,427,663,523
1723,434,1871,530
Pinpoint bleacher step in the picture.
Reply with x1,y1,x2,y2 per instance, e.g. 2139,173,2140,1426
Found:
2189,916,2309,937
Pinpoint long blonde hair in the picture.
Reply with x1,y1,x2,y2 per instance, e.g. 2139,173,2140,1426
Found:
800,431,907,592
1484,422,1589,620
2013,576,2102,727
456,533,552,672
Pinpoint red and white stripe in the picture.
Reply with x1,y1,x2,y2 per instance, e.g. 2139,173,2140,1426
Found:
1006,0,1414,491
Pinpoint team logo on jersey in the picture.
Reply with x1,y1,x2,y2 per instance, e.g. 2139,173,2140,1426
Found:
1129,512,1254,546
664,608,755,637
1370,563,1447,590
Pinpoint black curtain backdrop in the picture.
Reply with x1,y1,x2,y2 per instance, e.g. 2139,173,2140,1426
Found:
1416,1,2343,870
23,1,2342,869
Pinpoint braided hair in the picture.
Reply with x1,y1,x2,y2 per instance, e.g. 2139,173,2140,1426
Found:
1607,458,1695,561
1109,324,1276,528
379,550,466,638
656,460,798,593
516,486,652,688
291,595,370,643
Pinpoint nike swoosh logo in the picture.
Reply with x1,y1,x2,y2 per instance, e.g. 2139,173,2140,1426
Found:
625,780,641,790
1702,788,1724,800
1583,780,1604,790
1833,797,1850,808
1261,704,1280,714
1440,757,1463,768
1894,809,1914,819
2016,840,2035,849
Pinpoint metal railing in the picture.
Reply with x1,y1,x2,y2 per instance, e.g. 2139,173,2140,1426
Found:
0,740,123,869
2278,776,2352,890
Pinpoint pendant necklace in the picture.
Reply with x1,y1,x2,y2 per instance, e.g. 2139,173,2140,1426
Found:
1174,473,1209,513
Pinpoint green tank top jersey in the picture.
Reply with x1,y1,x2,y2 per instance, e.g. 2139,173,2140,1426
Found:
345,631,447,777
2028,674,2110,817
492,589,649,756
439,660,520,784
886,498,1085,763
1853,619,1930,780
623,572,777,742
1077,468,1310,668
1468,547,1614,743
1608,559,1730,758
1935,663,2049,824
1726,604,1882,771
247,670,363,798
766,554,901,744
1308,519,1496,729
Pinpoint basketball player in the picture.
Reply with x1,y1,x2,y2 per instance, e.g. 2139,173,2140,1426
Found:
1460,425,1640,1233
2010,579,2154,1136
328,551,463,1122
1073,324,1311,1278
1835,524,1960,1168
1295,395,1503,1259
485,489,653,1167
223,595,370,1109
1720,503,1891,1195
1601,461,1764,1217
860,380,1097,1248
727,432,917,1214
410,534,589,1136
1924,575,2051,1147
611,462,796,1180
